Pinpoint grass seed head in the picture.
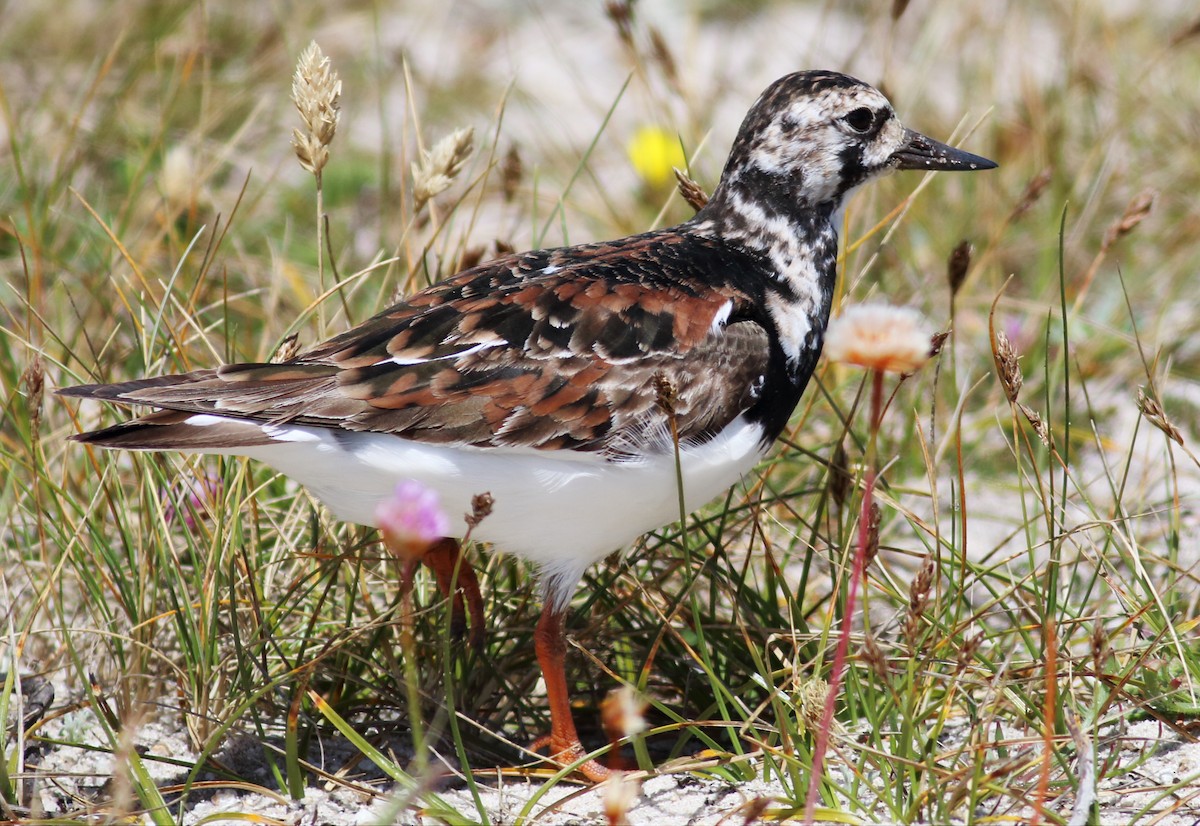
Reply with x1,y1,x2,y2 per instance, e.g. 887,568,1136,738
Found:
1102,188,1156,251
863,502,882,568
795,677,830,734
466,491,494,529
824,303,934,374
828,441,852,510
862,633,890,681
1091,624,1110,675
273,332,301,363
1009,167,1053,222
412,127,475,209
904,556,935,647
673,166,709,212
992,328,1023,403
1137,387,1184,445
946,240,972,299
22,353,44,428
652,371,678,415
956,631,984,674
501,143,523,202
290,41,342,177
1018,402,1051,446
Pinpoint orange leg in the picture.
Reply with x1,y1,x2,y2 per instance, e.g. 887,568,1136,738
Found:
419,538,486,651
529,603,611,782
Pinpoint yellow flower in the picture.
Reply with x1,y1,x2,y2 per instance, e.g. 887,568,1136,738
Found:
627,125,686,189
824,303,934,374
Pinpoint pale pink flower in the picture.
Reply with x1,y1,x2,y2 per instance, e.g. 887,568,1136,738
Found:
375,481,450,559
824,303,934,374
163,471,223,530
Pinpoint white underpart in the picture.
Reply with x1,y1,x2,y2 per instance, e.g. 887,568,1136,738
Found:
195,414,768,604
709,299,733,334
385,340,503,365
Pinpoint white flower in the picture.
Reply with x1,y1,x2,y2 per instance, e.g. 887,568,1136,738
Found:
824,303,934,374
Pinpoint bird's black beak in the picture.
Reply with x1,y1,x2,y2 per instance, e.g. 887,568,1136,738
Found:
891,127,997,171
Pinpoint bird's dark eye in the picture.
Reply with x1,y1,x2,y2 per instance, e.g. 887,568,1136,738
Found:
843,107,875,133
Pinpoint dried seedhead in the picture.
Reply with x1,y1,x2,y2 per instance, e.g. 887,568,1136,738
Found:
1137,387,1184,446
673,167,709,212
273,333,301,363
1017,403,1051,447
22,353,44,429
647,26,678,88
955,631,984,674
290,41,342,177
1009,167,1053,222
652,371,678,415
861,633,890,681
501,144,523,202
1090,624,1110,675
863,502,882,568
457,246,486,273
1102,189,1156,252
992,328,1023,403
412,127,475,210
828,441,852,510
929,330,951,359
946,240,972,299
465,492,494,530
604,0,636,47
903,556,935,648
794,677,830,735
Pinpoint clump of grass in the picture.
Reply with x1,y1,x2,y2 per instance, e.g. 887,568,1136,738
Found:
3,3,1200,825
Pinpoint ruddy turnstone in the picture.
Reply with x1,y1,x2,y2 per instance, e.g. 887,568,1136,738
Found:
61,70,995,780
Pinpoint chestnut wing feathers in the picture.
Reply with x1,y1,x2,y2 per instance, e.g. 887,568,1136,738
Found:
68,231,773,456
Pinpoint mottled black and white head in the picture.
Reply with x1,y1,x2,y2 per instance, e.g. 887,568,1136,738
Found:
703,70,996,223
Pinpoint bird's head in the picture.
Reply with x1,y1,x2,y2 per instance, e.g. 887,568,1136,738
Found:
706,70,996,221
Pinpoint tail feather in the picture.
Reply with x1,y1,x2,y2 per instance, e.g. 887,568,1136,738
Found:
58,370,220,403
69,409,275,451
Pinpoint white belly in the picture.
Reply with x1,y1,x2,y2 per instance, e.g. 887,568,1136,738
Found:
237,415,768,593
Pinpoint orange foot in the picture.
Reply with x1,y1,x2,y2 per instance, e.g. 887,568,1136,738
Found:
529,733,611,782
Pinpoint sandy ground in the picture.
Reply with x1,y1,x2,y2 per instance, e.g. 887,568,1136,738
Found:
16,667,1200,824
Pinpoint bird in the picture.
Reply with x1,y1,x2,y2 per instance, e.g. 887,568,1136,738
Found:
60,70,996,781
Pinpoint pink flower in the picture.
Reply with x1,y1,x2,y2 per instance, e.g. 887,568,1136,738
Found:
375,481,450,559
163,471,223,530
